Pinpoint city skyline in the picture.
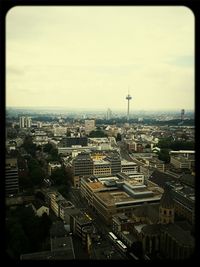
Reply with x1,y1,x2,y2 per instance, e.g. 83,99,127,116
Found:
6,6,194,111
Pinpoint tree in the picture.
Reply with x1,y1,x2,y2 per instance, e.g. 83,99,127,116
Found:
43,143,53,153
6,205,52,257
157,149,170,163
6,127,18,139
50,167,68,185
19,174,33,189
23,136,37,157
89,130,108,138
7,221,30,258
116,133,122,142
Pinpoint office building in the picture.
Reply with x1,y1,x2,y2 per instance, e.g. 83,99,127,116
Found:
170,156,192,170
5,158,19,195
121,160,139,174
72,153,94,188
105,153,121,174
61,137,88,147
81,174,163,224
19,116,32,128
19,116,25,128
93,159,111,176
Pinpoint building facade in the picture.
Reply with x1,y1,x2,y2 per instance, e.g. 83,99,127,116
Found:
72,153,94,188
6,158,19,195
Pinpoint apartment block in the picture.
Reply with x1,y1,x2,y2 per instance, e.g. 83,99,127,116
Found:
6,158,19,195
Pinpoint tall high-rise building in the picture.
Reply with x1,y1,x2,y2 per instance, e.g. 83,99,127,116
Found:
19,116,32,128
6,158,19,195
106,108,112,120
19,116,26,128
26,117,32,128
85,120,95,135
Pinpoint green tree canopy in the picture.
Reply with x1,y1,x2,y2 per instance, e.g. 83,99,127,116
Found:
28,158,45,186
23,136,37,157
116,133,122,142
89,130,108,138
50,166,69,186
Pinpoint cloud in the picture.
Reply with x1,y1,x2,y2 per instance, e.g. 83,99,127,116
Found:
6,6,194,110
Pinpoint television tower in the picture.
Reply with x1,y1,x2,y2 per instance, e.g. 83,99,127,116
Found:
126,91,132,122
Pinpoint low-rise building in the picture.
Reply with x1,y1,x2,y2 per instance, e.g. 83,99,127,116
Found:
48,191,74,221
66,208,93,249
30,200,49,217
121,160,139,174
168,182,195,225
93,159,111,176
81,174,163,225
170,156,192,170
48,161,62,176
145,158,165,172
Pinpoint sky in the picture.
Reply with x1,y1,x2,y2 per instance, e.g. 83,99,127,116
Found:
6,6,194,112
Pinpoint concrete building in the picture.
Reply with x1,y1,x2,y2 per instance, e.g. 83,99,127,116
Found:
81,174,163,224
170,156,192,170
121,160,139,174
37,121,42,128
67,208,93,249
169,182,195,225
145,158,165,172
32,130,48,146
48,191,74,221
19,116,32,128
85,120,96,135
48,161,62,176
140,186,194,259
112,213,134,233
53,126,67,136
26,117,32,128
72,153,94,188
5,158,19,195
126,140,144,153
19,116,25,128
117,172,144,184
105,153,121,174
88,137,112,150
93,159,111,176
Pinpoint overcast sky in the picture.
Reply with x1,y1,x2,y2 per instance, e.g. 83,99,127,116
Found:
6,6,194,111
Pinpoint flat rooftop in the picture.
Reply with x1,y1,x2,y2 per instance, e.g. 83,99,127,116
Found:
95,188,162,206
87,181,105,190
171,156,191,163
121,160,137,166
93,160,110,165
